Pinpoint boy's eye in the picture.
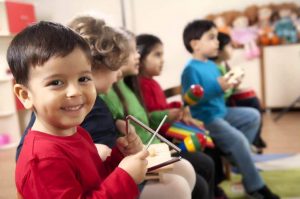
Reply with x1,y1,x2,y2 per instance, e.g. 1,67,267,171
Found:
79,76,92,83
48,80,63,86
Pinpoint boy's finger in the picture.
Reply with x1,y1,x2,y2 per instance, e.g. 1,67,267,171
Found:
127,132,138,142
136,149,149,159
117,137,128,148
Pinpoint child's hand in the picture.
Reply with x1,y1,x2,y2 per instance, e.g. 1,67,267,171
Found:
95,144,112,161
218,76,234,91
118,149,149,184
115,119,143,156
168,108,183,122
181,106,194,125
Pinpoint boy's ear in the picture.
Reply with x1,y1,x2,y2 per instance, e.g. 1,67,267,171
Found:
13,84,33,109
190,39,199,51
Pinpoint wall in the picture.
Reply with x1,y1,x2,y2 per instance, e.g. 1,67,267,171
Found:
1,0,300,89
0,0,123,73
127,0,300,89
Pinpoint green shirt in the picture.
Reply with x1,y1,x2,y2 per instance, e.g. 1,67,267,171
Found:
101,80,162,144
217,64,234,100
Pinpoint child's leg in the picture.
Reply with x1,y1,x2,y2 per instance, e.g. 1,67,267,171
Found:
181,151,214,199
164,158,196,191
224,107,260,144
232,97,266,148
205,118,264,193
140,174,191,199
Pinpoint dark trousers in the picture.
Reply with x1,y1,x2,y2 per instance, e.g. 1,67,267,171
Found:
181,151,215,199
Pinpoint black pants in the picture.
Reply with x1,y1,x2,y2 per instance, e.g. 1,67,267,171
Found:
181,151,215,199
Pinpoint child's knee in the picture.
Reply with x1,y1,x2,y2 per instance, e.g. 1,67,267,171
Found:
162,174,192,198
247,107,261,125
171,158,196,191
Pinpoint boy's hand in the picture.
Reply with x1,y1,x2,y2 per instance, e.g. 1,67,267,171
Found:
118,149,149,184
168,108,183,122
115,120,143,156
95,144,112,161
181,106,193,125
218,76,234,91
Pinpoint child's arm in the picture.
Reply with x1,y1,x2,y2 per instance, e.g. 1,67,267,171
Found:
18,157,140,199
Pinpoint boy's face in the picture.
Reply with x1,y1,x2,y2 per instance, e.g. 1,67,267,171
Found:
15,48,96,135
191,27,219,59
142,43,164,77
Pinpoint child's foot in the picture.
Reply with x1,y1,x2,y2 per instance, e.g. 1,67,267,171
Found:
247,185,280,199
214,186,228,199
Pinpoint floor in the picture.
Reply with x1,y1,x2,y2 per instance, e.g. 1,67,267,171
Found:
0,112,300,199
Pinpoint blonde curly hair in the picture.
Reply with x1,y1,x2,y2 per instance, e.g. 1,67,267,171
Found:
68,16,130,71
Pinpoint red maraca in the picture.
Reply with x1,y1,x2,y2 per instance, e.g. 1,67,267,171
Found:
183,84,204,105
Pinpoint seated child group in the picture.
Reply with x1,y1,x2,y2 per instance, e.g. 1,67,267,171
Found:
9,13,281,199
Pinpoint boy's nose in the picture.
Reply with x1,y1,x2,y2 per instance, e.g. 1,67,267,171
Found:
66,83,82,98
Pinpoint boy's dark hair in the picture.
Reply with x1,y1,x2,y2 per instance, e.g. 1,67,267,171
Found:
136,34,162,62
218,32,231,51
183,19,216,53
7,21,92,85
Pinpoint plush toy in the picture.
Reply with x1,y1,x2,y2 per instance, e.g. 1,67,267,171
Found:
230,12,260,59
244,5,259,26
257,5,280,45
274,3,298,43
214,15,231,35
290,5,300,40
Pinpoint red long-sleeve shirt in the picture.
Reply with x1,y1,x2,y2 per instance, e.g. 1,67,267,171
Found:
139,76,182,134
16,126,139,199
138,76,181,112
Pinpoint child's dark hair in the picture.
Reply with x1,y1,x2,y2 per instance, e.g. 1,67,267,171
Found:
218,32,231,51
183,19,216,53
136,34,162,63
7,21,91,86
209,32,231,61
68,16,130,71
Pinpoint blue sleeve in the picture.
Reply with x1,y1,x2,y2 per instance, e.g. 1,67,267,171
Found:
16,112,35,161
182,65,223,103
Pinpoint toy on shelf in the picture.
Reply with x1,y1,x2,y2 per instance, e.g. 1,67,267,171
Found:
183,84,204,106
0,133,10,146
257,5,280,46
231,13,260,59
291,8,300,38
274,3,298,44
214,15,231,35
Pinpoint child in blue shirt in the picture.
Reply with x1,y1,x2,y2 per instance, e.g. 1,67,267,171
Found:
181,19,279,199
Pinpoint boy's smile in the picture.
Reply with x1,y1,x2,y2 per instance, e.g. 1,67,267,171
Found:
18,48,96,136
